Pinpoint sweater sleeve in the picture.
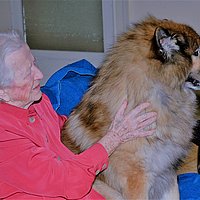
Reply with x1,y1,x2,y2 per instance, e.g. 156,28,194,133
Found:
0,130,108,199
58,114,67,129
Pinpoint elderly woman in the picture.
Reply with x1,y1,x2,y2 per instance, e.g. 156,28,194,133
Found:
0,31,157,200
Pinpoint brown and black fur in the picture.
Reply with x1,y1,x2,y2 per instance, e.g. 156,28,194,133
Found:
62,16,200,199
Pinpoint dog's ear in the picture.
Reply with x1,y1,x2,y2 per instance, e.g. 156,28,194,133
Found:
155,27,180,61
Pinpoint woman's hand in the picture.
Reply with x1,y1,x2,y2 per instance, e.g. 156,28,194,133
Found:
109,101,157,142
98,100,157,155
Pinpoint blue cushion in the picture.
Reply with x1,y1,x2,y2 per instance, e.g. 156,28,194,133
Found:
178,173,200,200
41,59,97,116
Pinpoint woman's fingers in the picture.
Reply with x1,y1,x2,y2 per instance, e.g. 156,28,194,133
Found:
116,101,153,122
121,127,156,142
124,109,156,131
127,102,151,117
136,129,156,137
136,112,157,124
137,115,157,129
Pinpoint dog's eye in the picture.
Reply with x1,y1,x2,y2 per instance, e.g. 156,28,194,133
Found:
193,48,200,56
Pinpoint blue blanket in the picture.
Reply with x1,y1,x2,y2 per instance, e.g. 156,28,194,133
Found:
178,173,200,200
42,59,200,200
41,59,97,116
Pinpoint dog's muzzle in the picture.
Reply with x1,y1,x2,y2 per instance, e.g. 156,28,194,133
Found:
185,74,200,90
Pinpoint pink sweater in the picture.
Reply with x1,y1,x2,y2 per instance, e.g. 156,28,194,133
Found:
0,94,108,199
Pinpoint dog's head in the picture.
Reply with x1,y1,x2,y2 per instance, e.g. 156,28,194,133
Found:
153,23,200,91
185,48,200,90
117,16,200,92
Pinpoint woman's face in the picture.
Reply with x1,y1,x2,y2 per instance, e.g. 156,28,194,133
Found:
1,44,43,108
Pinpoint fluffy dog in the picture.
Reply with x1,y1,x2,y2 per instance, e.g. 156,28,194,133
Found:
61,16,200,199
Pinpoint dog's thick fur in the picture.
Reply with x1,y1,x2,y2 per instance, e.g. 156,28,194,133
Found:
62,16,200,199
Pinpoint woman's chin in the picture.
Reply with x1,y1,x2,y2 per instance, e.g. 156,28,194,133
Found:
33,90,42,101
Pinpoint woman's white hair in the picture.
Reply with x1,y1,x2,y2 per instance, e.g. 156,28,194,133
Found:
0,31,25,88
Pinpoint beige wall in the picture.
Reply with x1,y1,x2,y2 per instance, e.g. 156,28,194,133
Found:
128,0,200,34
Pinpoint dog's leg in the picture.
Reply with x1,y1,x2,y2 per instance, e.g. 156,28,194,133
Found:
160,176,180,200
93,179,125,200
149,169,179,200
103,152,148,200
